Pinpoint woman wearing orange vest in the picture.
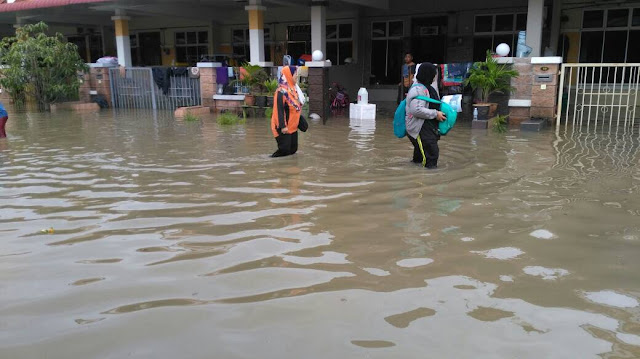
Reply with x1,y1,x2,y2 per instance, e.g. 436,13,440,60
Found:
271,66,302,158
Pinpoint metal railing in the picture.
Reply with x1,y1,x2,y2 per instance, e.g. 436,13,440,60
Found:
109,67,201,110
557,63,640,133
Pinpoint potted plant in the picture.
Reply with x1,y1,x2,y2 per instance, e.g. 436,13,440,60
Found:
263,78,279,108
237,63,268,107
464,51,519,121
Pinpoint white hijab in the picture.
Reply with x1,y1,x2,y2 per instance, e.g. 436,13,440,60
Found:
296,84,306,105
412,63,422,86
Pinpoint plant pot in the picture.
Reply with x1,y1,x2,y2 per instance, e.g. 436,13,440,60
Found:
256,95,267,108
474,104,491,121
266,96,274,107
489,103,498,117
244,94,256,106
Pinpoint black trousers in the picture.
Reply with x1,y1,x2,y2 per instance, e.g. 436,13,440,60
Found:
409,121,439,169
272,131,298,158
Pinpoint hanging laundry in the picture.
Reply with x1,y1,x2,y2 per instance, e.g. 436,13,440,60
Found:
441,63,472,86
216,67,229,85
171,67,189,77
152,67,170,95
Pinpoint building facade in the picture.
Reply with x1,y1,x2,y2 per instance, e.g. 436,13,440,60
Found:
0,0,637,97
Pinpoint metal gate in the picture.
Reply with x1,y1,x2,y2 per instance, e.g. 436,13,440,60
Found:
109,67,201,110
556,63,640,132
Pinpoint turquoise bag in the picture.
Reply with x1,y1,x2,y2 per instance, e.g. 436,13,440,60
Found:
393,86,457,138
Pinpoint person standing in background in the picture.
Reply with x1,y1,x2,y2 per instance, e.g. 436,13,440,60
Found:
270,66,303,158
0,101,8,138
398,53,416,104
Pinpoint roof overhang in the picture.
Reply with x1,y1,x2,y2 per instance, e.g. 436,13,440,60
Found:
0,0,111,13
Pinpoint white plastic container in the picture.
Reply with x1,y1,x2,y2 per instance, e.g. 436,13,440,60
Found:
350,103,376,120
357,88,369,105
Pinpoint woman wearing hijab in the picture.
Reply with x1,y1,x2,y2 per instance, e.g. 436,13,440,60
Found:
405,63,446,169
271,66,302,158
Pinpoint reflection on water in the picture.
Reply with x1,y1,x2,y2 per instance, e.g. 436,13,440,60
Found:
1,110,640,358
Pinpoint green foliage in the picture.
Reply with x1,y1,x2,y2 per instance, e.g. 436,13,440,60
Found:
492,115,508,133
217,112,242,126
464,51,519,104
183,111,199,122
265,107,273,119
0,22,89,110
263,78,279,94
231,63,269,94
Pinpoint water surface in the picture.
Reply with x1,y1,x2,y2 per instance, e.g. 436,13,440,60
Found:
1,110,640,358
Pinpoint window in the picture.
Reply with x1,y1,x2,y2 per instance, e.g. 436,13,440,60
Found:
326,23,353,65
232,28,271,62
578,7,640,64
607,9,629,28
286,24,310,61
633,8,640,26
583,10,604,29
175,31,209,66
370,20,404,85
473,13,527,61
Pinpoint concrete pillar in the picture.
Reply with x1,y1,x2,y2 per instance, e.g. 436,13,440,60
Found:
307,62,331,120
549,0,563,56
245,0,272,66
197,62,219,110
526,0,544,57
311,0,327,57
88,64,116,107
111,10,132,67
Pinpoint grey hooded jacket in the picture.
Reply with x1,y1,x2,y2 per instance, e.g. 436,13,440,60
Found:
405,85,438,139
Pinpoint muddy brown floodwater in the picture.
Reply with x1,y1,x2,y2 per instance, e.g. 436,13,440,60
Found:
1,110,640,358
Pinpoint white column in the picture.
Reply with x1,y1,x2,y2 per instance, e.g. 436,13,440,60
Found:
245,0,272,66
112,10,132,67
311,1,327,57
526,0,545,57
549,0,563,56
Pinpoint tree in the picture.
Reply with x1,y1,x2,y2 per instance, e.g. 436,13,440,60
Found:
0,22,88,110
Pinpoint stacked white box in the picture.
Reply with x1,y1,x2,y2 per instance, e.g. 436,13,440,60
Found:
349,103,376,120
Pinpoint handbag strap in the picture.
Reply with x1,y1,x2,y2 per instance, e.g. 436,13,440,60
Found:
409,84,442,105
415,96,442,105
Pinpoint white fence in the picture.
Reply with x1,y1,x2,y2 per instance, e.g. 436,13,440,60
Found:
109,67,201,110
557,63,640,132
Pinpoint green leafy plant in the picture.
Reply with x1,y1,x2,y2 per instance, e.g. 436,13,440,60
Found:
0,22,89,110
263,78,279,95
231,63,268,94
265,107,273,119
217,111,242,126
464,51,519,104
183,111,199,122
492,115,508,133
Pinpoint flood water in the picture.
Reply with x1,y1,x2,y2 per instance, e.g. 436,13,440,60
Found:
1,110,640,358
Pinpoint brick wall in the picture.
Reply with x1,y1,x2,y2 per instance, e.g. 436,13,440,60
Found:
530,64,559,119
88,67,113,107
308,67,329,119
215,100,243,114
199,67,217,109
509,58,533,126
508,59,561,126
79,71,91,103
